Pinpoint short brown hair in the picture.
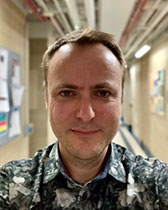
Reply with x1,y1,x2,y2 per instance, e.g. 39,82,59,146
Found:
41,28,126,99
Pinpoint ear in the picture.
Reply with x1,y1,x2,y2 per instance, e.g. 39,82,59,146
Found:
42,80,48,109
44,89,48,109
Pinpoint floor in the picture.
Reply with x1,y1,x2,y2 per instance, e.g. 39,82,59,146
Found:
113,125,151,158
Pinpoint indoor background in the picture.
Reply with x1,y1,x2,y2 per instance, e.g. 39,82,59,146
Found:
0,0,168,165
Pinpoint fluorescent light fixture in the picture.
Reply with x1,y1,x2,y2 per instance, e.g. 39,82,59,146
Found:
74,25,80,30
135,45,151,58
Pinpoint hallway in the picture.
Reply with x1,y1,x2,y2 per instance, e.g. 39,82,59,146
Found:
0,0,168,166
113,123,152,158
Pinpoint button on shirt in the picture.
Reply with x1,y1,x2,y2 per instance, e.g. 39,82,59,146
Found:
0,142,168,210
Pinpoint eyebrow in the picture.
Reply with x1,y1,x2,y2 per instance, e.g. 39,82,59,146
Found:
53,82,118,92
93,82,115,89
55,84,79,90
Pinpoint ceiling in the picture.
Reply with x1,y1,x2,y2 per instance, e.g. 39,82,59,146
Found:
99,0,136,42
13,0,168,63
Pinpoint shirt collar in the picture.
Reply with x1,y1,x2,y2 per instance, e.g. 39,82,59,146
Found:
108,142,126,183
43,141,126,184
43,141,60,184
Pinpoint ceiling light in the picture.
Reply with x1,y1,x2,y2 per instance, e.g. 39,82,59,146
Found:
74,25,80,30
135,45,151,58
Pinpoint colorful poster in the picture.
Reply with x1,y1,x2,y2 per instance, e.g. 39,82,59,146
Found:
150,69,165,115
0,113,8,136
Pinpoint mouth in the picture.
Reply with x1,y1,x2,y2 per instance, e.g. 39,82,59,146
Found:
70,129,100,136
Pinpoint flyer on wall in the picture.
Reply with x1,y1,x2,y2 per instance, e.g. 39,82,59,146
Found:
0,48,10,112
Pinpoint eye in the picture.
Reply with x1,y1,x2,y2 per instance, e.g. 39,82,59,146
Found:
59,90,76,97
94,90,111,97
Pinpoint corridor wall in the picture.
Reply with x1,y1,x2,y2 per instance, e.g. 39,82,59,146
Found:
148,38,168,161
122,36,168,162
0,0,29,165
29,38,48,157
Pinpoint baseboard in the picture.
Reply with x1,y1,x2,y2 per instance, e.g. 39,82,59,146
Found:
120,118,153,157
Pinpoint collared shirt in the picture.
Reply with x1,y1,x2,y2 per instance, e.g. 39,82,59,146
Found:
0,142,168,210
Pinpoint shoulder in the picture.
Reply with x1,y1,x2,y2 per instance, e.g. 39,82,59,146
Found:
112,143,168,189
113,143,168,206
129,156,168,206
0,143,56,176
0,143,57,208
115,143,168,204
112,142,168,173
0,143,56,207
124,148,168,182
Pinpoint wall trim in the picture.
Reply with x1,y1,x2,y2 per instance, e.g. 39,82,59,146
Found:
120,118,153,157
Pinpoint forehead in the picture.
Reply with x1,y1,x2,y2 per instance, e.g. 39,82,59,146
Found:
49,43,121,71
47,43,122,86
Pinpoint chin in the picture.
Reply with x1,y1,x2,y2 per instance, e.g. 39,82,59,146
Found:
72,143,108,161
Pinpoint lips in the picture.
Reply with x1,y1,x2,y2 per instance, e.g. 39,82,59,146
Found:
71,129,100,135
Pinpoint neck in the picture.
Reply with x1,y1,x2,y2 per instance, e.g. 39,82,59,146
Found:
59,146,110,185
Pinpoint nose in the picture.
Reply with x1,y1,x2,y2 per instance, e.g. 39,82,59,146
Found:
76,98,95,122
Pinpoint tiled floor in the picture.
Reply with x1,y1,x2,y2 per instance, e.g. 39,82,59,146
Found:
113,126,148,158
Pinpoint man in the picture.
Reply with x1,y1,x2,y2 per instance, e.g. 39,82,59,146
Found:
0,28,168,210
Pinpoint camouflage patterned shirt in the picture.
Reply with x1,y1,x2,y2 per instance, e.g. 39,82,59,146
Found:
0,142,168,210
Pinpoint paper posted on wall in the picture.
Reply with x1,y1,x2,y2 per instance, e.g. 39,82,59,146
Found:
9,108,21,138
11,84,24,107
0,78,10,112
0,48,8,80
11,60,21,85
0,48,10,112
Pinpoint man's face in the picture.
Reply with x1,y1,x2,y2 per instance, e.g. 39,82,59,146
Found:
47,43,122,161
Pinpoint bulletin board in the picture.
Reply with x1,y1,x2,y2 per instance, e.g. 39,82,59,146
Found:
0,46,24,146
